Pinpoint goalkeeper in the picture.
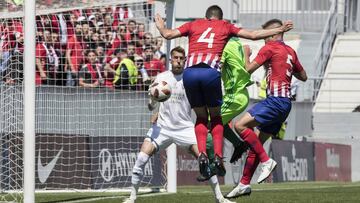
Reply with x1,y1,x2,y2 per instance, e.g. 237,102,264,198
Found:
200,37,253,181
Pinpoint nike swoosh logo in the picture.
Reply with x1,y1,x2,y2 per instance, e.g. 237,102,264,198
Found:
37,147,63,183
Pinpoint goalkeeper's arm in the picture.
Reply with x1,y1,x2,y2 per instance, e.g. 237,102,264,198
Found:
148,95,158,111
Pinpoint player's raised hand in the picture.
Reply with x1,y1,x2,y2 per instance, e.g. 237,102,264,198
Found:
243,45,252,57
155,13,165,30
282,20,293,32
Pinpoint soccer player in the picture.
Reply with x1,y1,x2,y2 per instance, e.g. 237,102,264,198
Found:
155,5,293,178
197,38,253,182
225,19,307,198
123,46,234,203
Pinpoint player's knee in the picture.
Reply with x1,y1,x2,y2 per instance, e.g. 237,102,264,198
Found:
234,120,246,133
132,166,143,176
142,138,157,155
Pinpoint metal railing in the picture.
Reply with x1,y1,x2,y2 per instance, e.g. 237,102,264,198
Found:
237,0,332,32
312,0,339,100
304,77,360,112
344,0,360,32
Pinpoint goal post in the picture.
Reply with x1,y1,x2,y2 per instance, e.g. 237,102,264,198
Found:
23,0,36,202
0,0,178,202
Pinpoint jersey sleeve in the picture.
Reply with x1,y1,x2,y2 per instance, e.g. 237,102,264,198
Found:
177,22,191,36
291,52,304,73
228,23,241,36
254,46,272,66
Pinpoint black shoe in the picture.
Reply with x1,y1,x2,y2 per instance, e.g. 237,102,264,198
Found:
213,155,226,177
196,172,215,182
198,153,211,178
230,142,249,164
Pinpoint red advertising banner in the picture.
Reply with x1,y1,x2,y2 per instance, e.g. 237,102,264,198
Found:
176,147,224,186
315,143,351,181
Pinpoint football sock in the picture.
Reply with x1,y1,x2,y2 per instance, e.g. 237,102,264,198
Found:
195,117,209,155
223,123,243,146
239,128,269,162
130,151,150,199
209,175,223,200
205,134,217,174
210,116,224,158
240,149,259,185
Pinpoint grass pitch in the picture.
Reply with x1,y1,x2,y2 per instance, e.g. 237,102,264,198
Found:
27,182,360,202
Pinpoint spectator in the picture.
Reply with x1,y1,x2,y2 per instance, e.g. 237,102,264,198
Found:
143,46,165,80
126,19,137,42
95,45,105,64
104,24,126,62
127,42,136,61
142,32,153,47
112,49,138,90
159,54,166,66
66,23,84,86
154,36,165,59
35,29,60,85
134,54,150,90
89,31,100,50
137,23,145,39
79,50,101,88
103,13,115,32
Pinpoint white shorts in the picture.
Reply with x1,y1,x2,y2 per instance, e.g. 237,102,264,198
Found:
145,123,197,152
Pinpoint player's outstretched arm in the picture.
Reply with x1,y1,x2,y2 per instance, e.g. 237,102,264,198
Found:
236,20,293,40
155,13,181,40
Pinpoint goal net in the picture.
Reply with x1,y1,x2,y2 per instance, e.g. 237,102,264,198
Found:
0,0,170,201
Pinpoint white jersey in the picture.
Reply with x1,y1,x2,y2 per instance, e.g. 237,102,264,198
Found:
154,71,193,131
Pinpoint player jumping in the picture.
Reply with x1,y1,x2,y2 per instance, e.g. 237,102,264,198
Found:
123,47,234,203
225,19,308,198
155,5,294,178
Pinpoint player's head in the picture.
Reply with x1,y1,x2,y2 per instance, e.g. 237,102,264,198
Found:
262,19,284,42
205,5,223,20
170,46,186,75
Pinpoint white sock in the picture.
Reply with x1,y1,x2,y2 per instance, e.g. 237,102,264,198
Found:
209,175,223,200
130,151,150,199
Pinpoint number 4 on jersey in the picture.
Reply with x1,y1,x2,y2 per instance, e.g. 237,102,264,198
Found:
197,28,215,48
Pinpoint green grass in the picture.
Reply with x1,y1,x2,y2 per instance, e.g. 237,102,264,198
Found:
3,182,360,202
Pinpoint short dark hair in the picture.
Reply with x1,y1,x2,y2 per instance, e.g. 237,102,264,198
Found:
170,46,185,57
127,19,136,25
262,19,283,29
86,50,97,56
205,5,223,20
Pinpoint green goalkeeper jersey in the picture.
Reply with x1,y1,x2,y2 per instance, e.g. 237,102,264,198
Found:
220,37,252,94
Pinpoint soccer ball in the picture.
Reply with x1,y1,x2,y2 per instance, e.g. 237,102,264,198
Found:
149,81,171,102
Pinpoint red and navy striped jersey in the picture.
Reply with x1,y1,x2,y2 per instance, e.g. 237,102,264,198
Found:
177,19,241,70
254,41,304,98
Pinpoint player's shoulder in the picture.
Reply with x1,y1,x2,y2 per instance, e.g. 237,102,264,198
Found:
155,70,172,80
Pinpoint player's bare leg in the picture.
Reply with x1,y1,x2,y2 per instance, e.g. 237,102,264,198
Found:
208,106,226,176
125,140,155,203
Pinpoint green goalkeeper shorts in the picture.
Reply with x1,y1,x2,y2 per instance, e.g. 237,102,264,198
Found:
221,88,249,124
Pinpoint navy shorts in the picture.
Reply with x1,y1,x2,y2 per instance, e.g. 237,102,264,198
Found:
183,65,222,108
248,96,291,135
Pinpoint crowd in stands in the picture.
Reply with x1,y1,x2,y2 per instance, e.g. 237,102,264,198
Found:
0,2,165,91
